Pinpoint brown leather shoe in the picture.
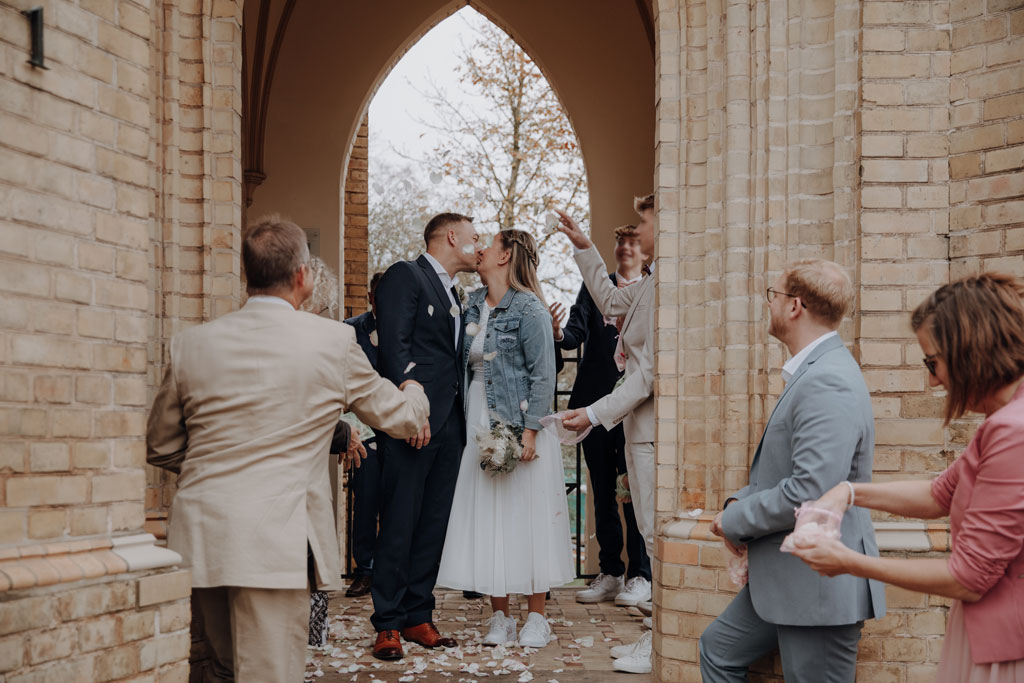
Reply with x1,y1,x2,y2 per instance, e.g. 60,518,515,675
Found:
372,630,404,660
345,574,372,598
401,622,457,648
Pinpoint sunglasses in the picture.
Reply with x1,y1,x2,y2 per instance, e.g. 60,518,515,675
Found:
923,353,938,377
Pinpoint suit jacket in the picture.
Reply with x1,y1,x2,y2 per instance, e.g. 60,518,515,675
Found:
931,380,1024,664
574,246,654,443
375,255,464,435
345,310,378,370
146,299,429,591
721,335,886,626
557,274,623,410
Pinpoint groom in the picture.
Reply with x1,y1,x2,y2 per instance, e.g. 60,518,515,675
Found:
370,212,481,660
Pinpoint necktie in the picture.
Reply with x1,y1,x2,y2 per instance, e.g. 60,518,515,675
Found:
449,286,461,346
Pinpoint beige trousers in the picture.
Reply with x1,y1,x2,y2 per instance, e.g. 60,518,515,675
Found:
193,585,310,683
624,441,655,557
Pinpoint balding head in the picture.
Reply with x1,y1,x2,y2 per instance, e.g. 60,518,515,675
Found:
243,216,310,295
783,259,854,327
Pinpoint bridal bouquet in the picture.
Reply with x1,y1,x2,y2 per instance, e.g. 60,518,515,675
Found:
477,420,524,475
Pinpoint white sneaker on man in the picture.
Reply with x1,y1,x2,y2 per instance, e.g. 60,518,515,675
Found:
642,616,652,629
613,630,652,674
609,636,645,659
482,611,517,646
517,612,552,648
637,599,653,616
614,576,652,606
575,573,624,604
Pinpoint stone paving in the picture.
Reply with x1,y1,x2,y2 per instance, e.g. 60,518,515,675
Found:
305,587,650,682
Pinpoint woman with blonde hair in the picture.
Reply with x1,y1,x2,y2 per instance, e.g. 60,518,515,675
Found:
792,272,1024,680
437,229,573,649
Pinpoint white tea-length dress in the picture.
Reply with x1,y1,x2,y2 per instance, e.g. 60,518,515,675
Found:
437,303,574,596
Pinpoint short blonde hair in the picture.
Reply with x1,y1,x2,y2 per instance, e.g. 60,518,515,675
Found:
783,259,853,326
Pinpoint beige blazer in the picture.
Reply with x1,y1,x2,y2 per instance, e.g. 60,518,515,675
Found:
146,299,429,591
574,246,655,444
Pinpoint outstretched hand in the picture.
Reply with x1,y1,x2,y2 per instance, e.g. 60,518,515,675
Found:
561,408,592,432
554,210,592,250
549,302,567,341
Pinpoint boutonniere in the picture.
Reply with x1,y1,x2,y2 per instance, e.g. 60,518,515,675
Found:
456,284,468,309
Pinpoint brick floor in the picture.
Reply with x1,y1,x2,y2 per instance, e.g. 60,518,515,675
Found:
305,588,651,682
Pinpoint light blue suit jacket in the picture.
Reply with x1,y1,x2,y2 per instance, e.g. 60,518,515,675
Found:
721,335,887,626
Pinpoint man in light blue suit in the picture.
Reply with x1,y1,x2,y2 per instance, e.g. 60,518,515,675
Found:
701,259,886,682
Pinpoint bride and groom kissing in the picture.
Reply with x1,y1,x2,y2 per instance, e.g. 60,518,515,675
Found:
369,212,574,660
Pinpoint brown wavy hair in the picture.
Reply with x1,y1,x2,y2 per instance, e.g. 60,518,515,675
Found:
911,273,1024,423
498,229,547,309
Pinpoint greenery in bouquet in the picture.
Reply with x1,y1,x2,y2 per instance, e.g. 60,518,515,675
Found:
477,419,525,475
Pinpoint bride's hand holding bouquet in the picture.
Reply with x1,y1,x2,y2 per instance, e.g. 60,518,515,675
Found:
520,429,538,462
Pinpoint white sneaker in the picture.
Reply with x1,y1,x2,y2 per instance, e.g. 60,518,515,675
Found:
482,611,517,646
517,612,552,648
613,631,652,674
575,573,624,603
614,577,652,606
609,634,646,659
637,599,653,616
642,616,652,629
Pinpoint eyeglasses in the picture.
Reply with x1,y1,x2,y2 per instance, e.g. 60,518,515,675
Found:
923,353,938,377
766,287,807,308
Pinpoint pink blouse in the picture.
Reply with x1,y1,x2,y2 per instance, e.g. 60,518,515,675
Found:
931,381,1024,664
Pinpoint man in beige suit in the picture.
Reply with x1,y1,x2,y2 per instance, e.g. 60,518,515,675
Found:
147,217,429,683
555,195,656,674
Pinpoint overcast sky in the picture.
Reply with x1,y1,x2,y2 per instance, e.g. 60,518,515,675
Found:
368,8,486,172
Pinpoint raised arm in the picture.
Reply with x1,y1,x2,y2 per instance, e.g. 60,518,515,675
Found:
342,330,429,439
556,284,592,350
555,209,638,317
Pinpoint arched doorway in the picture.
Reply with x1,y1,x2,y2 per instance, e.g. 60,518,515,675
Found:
242,0,656,277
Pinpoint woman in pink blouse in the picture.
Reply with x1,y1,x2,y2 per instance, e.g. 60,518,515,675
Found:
792,273,1024,681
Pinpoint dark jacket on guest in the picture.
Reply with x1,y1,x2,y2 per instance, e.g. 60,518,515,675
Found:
345,310,378,371
557,274,623,409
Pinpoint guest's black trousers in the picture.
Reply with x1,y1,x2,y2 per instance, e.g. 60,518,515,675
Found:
370,409,464,631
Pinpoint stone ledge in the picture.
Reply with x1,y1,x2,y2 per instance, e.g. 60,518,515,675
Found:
661,515,951,552
0,534,181,592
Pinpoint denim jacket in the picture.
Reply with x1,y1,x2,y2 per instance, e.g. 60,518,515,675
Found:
461,286,556,431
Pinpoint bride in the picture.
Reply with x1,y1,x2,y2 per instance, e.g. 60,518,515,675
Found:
437,229,574,649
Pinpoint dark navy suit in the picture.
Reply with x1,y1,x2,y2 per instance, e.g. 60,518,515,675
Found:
370,255,466,630
558,275,650,581
344,310,382,577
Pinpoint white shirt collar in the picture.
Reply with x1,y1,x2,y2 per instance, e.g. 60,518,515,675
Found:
781,331,838,383
246,295,294,310
616,270,644,285
422,252,453,288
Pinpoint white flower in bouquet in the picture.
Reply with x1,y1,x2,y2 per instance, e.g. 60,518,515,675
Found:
477,418,524,475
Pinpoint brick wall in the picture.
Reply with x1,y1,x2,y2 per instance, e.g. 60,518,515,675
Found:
0,569,191,682
344,116,370,320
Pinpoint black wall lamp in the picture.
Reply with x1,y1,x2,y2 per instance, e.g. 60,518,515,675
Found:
22,7,47,69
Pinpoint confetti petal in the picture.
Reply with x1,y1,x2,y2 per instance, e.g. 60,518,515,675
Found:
405,362,416,374
474,188,485,200
450,304,461,318
428,305,434,316
519,400,529,411
372,182,384,194
545,213,559,229
369,330,378,347
688,508,704,517
430,172,443,185
461,244,475,254
466,322,480,336
483,351,498,361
